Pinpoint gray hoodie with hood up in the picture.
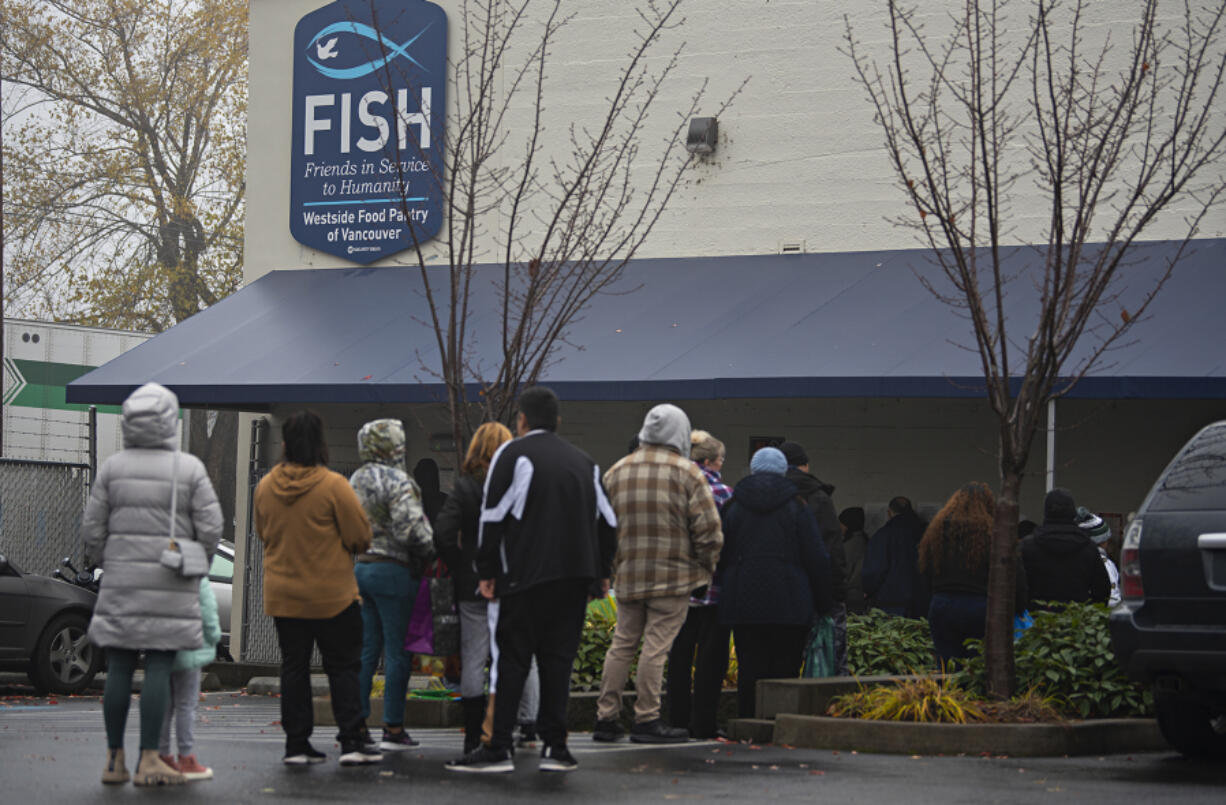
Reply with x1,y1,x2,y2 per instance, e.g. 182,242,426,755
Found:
82,382,223,650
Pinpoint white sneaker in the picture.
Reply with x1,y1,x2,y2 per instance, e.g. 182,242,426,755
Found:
339,744,383,766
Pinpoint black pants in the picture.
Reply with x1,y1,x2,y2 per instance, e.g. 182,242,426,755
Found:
275,601,365,752
665,605,731,737
491,579,589,751
731,623,808,719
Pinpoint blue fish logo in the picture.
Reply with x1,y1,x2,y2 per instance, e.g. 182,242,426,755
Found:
306,20,433,80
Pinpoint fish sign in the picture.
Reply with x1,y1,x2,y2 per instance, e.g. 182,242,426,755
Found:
291,0,447,264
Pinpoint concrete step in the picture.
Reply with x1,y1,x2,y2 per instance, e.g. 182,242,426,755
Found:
757,674,940,719
309,688,743,731
726,718,774,744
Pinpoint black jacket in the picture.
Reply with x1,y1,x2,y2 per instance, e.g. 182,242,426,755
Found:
1020,523,1111,608
862,510,927,616
785,468,847,602
475,430,617,597
842,529,869,614
433,473,484,603
717,473,833,626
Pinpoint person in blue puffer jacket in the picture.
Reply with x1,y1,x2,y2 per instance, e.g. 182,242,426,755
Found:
158,576,221,781
717,447,833,718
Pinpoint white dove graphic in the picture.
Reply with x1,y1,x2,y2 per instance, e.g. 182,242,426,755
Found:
316,37,338,60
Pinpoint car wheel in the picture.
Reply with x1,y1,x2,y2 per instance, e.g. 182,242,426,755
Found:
1155,694,1226,759
28,612,101,696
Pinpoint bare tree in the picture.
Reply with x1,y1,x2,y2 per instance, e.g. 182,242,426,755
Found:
845,0,1226,697
368,0,743,460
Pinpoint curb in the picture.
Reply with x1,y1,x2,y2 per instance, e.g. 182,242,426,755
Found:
308,689,743,731
770,714,1168,757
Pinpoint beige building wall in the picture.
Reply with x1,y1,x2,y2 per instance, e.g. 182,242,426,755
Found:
259,397,1225,534
245,0,1226,282
235,1,1225,649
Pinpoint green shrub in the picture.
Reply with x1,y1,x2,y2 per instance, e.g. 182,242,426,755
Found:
571,596,629,691
958,601,1152,718
846,609,937,676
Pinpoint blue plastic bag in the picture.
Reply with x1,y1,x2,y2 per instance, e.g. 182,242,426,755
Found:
1013,610,1034,641
801,616,837,678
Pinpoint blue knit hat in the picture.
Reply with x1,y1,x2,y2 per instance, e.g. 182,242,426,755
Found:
750,446,787,476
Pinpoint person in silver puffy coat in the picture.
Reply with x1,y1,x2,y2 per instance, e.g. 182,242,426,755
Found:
82,382,223,786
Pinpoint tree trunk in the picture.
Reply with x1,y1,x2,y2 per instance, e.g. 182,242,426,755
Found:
984,466,1022,699
188,409,239,544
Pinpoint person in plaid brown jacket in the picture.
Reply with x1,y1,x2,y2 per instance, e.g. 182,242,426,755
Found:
593,404,724,744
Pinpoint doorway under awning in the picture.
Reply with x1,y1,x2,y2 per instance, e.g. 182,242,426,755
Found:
65,239,1226,408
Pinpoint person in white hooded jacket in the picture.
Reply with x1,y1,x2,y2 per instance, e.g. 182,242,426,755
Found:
82,382,223,786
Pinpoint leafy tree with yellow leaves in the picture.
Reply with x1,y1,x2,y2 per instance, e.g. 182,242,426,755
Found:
2,0,246,332
2,0,248,541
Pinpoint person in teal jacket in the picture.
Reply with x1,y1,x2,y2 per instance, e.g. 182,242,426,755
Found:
158,576,220,781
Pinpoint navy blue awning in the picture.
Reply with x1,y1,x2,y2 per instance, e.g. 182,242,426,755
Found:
66,239,1226,407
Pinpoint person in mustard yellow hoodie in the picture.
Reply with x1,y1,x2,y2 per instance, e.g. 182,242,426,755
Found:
254,410,375,767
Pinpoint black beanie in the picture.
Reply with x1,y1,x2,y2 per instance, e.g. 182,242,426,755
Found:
1043,488,1077,525
779,441,808,467
839,506,865,532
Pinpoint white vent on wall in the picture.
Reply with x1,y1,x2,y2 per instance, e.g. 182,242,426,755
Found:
780,241,806,254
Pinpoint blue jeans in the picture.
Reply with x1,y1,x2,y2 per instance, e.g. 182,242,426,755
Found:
355,562,418,726
927,592,987,667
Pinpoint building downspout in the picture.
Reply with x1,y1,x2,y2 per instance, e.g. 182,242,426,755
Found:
1046,399,1056,493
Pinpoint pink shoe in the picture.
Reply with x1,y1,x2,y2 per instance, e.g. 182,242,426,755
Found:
176,754,213,781
159,754,180,772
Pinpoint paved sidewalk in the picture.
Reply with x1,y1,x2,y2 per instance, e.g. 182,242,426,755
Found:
2,688,1225,804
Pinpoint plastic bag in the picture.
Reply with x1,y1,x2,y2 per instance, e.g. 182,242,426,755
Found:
404,577,434,654
801,615,837,678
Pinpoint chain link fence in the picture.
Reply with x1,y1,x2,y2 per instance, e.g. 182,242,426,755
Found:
0,459,91,575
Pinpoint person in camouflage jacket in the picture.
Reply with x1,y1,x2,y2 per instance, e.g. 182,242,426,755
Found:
349,418,435,752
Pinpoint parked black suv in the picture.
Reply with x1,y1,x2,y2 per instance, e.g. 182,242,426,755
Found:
1109,420,1226,758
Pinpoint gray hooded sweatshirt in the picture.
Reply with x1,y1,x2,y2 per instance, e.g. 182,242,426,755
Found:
82,382,223,651
638,404,691,456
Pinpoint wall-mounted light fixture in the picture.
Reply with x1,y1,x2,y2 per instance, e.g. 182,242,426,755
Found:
685,117,718,155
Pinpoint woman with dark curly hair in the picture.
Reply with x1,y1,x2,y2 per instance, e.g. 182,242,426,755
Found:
918,482,1027,665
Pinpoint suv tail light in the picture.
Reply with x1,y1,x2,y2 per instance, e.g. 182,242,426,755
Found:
1121,518,1144,600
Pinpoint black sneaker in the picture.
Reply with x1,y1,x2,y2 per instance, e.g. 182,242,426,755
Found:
338,743,383,766
283,744,326,765
539,744,578,773
630,718,689,744
444,745,514,774
379,728,420,751
592,718,625,742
